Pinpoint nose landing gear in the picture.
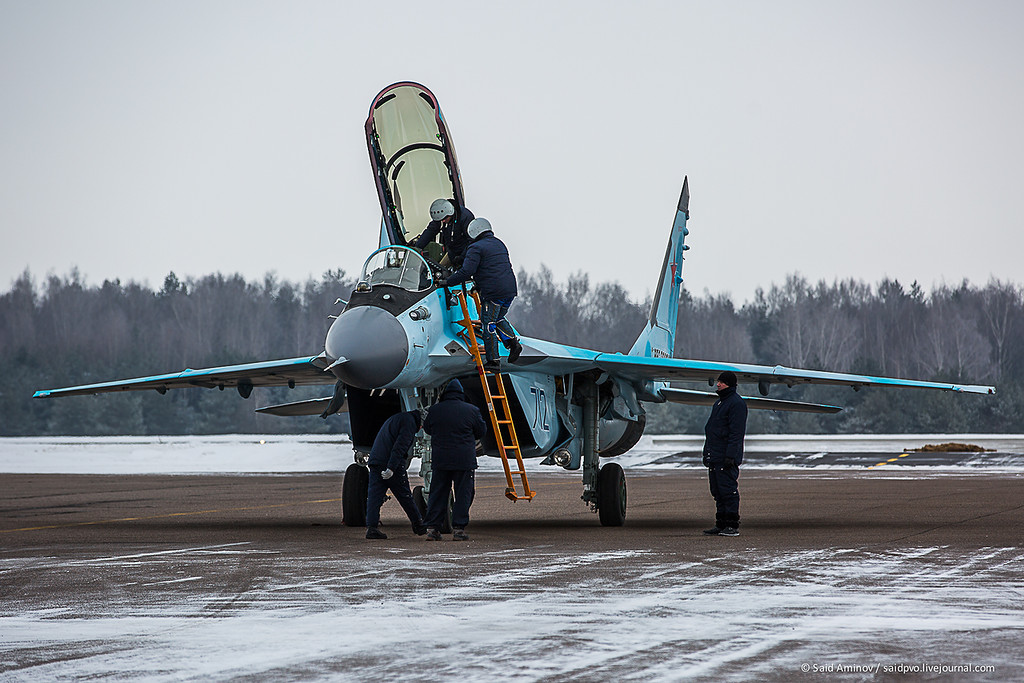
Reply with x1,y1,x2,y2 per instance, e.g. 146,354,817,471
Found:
342,462,368,527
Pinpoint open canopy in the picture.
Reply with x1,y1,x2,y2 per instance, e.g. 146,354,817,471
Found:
365,82,465,246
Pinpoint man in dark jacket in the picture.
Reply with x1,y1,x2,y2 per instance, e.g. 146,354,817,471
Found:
411,198,475,268
443,217,523,373
365,410,428,540
702,370,747,537
422,379,487,541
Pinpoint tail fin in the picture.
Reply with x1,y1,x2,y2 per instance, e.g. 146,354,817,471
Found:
628,177,690,359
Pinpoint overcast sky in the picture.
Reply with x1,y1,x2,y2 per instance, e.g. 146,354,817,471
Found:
2,1,1022,304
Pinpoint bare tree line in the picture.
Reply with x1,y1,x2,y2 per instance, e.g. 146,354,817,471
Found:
1,268,1018,435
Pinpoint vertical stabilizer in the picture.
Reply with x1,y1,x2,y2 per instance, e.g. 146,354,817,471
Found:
628,177,690,359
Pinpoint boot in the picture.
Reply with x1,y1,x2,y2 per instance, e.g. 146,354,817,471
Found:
507,339,523,363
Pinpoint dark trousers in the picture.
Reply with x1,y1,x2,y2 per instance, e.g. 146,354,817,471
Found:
480,299,517,363
366,468,424,530
707,462,740,528
425,469,475,530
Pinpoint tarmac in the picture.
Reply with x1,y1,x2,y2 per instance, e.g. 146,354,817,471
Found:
2,470,1023,551
2,469,1022,680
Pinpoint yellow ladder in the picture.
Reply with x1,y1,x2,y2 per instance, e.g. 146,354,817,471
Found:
452,289,536,502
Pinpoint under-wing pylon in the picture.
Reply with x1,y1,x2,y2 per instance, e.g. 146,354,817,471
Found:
34,81,996,528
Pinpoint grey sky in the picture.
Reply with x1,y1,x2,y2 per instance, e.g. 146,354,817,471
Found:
2,1,1022,304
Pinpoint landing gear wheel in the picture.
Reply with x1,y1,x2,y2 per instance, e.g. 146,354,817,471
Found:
342,463,368,527
413,484,453,533
412,485,427,520
597,462,627,527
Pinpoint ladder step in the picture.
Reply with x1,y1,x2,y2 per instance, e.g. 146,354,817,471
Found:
454,289,534,505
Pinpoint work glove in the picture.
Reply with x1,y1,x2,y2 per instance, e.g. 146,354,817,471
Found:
381,468,393,480
435,278,448,288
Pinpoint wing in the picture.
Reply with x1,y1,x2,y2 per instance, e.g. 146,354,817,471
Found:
508,339,993,396
660,388,842,414
592,354,995,395
34,355,336,399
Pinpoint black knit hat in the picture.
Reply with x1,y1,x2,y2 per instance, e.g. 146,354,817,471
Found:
717,370,737,388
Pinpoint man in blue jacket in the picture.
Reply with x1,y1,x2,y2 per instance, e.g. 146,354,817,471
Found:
365,410,428,540
422,379,487,541
702,371,747,537
442,218,523,373
411,198,475,268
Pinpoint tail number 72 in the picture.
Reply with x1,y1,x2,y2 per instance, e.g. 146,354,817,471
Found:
529,387,550,431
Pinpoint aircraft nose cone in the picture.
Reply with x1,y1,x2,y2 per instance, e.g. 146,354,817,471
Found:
325,306,408,389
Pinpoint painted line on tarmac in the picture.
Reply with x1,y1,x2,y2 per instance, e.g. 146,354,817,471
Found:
868,452,913,469
0,498,342,534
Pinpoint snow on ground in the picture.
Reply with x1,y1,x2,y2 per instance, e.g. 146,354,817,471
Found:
2,544,1020,680
2,434,1024,474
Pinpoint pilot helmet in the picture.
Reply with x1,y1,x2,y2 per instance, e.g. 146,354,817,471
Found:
429,199,455,221
467,217,492,240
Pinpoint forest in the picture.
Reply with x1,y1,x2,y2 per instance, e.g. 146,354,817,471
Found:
1,267,1019,436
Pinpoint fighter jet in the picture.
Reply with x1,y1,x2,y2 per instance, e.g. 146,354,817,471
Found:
34,82,996,527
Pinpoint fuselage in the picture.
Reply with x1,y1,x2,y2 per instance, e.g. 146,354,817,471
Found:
321,245,646,463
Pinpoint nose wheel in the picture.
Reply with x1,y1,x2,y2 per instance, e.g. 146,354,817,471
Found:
413,484,454,533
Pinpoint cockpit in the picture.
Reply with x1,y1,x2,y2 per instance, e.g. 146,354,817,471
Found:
359,246,433,293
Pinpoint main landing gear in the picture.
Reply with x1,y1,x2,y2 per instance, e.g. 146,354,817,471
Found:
597,462,627,526
580,376,627,526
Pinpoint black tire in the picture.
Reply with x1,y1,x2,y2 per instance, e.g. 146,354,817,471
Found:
412,484,428,520
342,463,368,527
597,462,627,527
414,483,452,532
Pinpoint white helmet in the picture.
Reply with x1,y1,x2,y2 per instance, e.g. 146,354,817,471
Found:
467,217,492,240
429,198,455,221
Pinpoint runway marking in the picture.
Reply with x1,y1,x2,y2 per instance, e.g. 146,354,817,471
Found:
868,453,912,469
0,498,341,534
